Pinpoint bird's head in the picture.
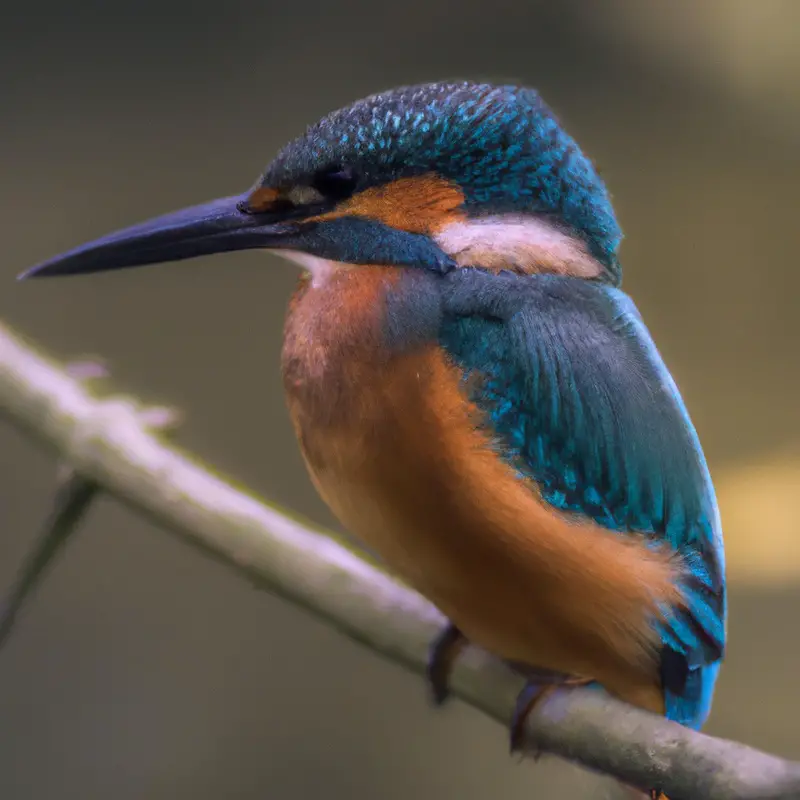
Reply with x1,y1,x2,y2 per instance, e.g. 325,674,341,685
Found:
21,82,622,285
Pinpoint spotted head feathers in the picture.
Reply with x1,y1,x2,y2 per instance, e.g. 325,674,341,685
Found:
260,82,622,283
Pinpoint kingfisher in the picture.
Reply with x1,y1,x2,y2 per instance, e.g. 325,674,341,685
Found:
19,82,726,794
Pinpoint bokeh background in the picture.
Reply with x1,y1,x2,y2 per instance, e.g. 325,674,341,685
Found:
1,1,798,798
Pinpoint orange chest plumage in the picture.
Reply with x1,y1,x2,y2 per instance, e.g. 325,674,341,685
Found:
280,265,463,586
279,266,674,713
281,266,397,432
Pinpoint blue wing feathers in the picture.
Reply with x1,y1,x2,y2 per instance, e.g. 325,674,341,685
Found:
437,268,726,728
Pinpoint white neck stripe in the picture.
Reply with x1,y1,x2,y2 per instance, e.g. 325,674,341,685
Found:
434,214,603,278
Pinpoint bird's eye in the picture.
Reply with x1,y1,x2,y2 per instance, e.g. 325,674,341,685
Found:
312,166,359,201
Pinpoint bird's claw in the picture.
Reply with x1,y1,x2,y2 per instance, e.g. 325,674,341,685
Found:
509,681,553,758
425,623,465,706
509,675,594,757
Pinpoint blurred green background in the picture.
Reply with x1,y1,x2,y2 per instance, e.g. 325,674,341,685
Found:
1,1,798,798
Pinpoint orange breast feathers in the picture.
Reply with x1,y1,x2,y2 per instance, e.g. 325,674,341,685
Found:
281,266,682,715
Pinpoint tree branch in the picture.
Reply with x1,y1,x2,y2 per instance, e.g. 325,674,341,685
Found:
0,320,798,800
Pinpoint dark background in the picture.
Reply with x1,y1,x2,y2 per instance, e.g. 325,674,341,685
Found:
1,2,798,798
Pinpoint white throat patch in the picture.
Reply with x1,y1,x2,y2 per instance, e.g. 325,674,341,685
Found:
272,250,342,288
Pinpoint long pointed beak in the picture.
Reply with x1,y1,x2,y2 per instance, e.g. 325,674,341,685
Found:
18,194,301,280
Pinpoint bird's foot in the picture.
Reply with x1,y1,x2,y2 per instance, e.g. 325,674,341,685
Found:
509,675,594,757
426,622,466,706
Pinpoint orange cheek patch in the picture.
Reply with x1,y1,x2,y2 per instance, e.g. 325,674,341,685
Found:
312,174,466,234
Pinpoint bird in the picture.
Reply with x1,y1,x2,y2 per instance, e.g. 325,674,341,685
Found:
19,81,726,796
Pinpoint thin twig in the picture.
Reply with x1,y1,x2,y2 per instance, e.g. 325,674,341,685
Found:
0,469,97,649
0,320,799,799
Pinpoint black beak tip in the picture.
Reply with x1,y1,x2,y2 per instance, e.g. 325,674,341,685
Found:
17,261,58,281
